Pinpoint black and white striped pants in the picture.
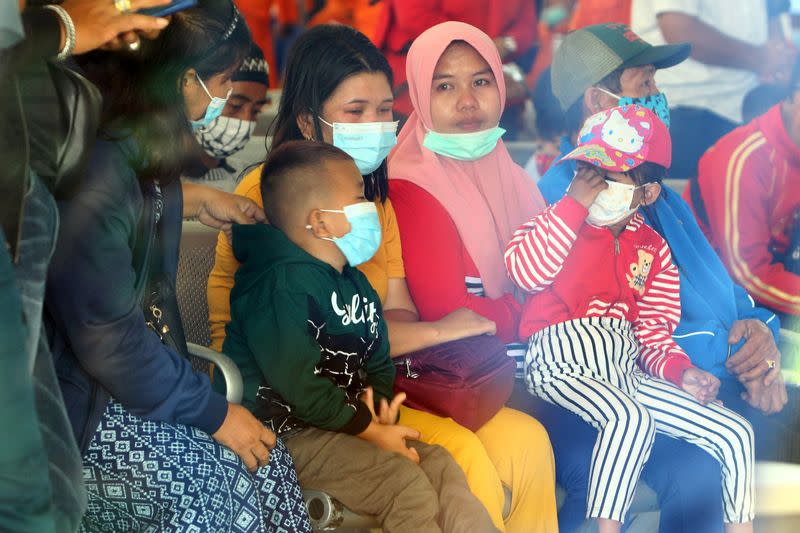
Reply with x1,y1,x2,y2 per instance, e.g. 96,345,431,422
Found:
525,318,754,524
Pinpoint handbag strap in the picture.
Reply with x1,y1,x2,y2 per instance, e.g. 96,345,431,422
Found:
131,180,161,301
135,179,192,360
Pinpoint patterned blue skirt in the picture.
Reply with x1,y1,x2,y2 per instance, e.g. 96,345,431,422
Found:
78,400,312,533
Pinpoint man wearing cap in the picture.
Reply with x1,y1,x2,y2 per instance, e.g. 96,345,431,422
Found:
526,22,790,533
184,44,271,192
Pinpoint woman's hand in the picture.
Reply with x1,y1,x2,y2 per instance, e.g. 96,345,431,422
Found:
681,367,721,404
183,182,267,241
212,403,276,472
61,0,171,54
433,307,496,343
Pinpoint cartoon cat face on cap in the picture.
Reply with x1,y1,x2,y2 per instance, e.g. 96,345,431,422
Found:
601,109,644,154
560,105,672,172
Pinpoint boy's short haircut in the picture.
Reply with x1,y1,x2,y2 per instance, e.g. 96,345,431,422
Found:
260,140,353,231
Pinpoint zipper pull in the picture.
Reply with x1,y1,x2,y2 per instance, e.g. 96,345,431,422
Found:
614,237,620,256
405,358,419,379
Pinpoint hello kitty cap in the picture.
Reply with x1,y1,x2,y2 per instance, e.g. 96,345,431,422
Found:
560,105,672,172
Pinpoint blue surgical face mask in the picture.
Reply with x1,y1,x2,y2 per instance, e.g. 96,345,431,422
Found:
319,117,398,175
423,126,506,161
307,202,382,267
598,87,671,129
190,73,232,130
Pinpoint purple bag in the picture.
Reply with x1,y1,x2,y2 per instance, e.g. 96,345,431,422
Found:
393,335,515,431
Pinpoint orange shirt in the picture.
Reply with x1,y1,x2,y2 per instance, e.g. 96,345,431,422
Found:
208,165,405,351
527,0,631,92
568,0,631,30
306,0,383,42
236,0,298,87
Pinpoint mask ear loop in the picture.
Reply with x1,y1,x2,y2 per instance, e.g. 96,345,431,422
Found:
596,86,623,101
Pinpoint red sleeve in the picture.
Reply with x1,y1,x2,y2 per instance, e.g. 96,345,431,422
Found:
634,239,694,387
505,196,587,293
500,0,538,56
274,0,299,24
384,0,448,50
390,180,521,343
699,135,800,316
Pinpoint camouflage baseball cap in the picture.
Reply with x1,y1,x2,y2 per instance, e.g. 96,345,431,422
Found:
552,23,691,111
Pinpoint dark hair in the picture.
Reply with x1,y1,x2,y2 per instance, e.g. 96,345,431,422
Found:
628,161,667,186
742,84,788,123
564,67,624,134
269,25,394,202
79,0,251,184
260,140,353,230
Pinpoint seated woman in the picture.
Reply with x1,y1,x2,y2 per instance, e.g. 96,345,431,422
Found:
45,3,311,531
208,24,557,532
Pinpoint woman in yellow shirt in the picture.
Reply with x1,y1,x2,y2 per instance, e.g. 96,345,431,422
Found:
208,25,558,532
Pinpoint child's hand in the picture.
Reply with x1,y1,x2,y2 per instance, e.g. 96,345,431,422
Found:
359,421,421,464
361,387,405,425
681,367,721,404
567,166,608,209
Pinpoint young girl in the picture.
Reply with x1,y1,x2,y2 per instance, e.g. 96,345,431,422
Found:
505,105,755,533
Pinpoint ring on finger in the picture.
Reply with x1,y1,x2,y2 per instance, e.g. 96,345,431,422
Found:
114,0,132,13
127,36,141,51
766,359,776,369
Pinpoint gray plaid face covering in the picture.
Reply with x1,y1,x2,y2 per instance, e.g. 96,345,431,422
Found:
193,115,256,159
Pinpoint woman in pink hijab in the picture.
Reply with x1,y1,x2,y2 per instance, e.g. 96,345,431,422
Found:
389,21,556,532
389,20,546,372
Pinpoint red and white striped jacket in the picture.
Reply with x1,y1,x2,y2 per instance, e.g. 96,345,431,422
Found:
505,195,694,387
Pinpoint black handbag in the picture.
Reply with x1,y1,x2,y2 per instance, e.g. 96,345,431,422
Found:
134,180,191,360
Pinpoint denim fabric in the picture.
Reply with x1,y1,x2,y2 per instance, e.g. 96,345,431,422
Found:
0,223,56,532
14,173,87,531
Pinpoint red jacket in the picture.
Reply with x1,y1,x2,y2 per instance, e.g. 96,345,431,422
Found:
505,196,694,387
390,180,522,344
689,104,800,316
374,0,537,116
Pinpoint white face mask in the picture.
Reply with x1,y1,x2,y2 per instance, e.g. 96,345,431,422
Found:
586,177,642,227
194,115,256,159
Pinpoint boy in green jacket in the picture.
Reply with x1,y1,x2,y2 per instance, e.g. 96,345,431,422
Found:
222,140,497,533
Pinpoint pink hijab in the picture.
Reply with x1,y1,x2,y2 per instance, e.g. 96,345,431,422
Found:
388,21,546,299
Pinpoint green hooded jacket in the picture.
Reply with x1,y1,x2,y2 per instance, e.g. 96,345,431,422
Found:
221,223,395,437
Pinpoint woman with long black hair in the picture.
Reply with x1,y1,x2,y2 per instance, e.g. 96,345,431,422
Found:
45,2,311,531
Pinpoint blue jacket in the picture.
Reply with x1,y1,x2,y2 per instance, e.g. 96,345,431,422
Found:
45,139,228,452
538,137,780,378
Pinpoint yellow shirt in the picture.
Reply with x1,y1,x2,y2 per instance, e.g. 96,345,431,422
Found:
207,165,405,351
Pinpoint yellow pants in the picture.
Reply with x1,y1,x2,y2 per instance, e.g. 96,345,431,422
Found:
399,405,558,533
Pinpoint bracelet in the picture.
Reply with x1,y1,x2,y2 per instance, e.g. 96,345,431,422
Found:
43,4,76,61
